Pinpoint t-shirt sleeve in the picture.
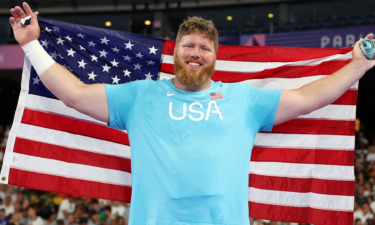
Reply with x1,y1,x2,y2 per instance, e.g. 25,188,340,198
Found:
105,81,143,130
246,85,281,132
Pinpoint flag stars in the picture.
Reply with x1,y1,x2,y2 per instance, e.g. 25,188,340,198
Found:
67,48,76,57
41,39,50,48
33,76,40,85
87,71,97,81
123,55,131,62
112,47,120,53
45,27,52,33
88,41,97,47
125,41,134,50
99,49,108,58
101,37,110,45
65,35,73,42
135,52,143,59
145,72,153,79
147,60,155,65
124,69,131,77
79,45,86,51
56,37,65,45
78,59,87,69
50,51,58,60
133,63,142,70
52,26,60,33
102,64,111,73
112,75,121,84
63,64,73,72
77,33,85,39
149,46,158,54
110,59,119,67
91,55,98,62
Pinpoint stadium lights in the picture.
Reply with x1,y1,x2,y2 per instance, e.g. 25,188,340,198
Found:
105,21,112,26
227,16,233,21
145,20,151,25
268,13,274,18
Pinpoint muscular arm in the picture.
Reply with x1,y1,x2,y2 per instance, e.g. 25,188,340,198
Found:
10,3,109,123
274,34,375,125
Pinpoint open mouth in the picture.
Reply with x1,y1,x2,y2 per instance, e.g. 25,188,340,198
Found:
186,61,203,69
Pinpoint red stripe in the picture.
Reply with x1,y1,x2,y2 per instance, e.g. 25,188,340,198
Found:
248,201,353,225
162,40,353,62
248,174,354,196
251,147,354,166
21,109,130,145
13,138,131,173
267,119,355,135
8,168,132,202
161,60,351,80
332,90,357,105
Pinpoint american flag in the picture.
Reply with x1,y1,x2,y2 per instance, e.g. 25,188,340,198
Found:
0,18,356,225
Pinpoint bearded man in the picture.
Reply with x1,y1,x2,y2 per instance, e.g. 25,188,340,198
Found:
9,2,375,225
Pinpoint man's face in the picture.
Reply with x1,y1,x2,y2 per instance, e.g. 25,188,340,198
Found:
174,32,216,87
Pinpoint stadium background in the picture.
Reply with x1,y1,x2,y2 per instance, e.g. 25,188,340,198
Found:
1,0,375,224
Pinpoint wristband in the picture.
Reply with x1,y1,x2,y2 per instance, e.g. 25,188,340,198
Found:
22,40,55,76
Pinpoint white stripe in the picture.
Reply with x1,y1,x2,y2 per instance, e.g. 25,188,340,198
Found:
25,94,107,126
298,104,356,120
248,187,354,211
16,123,131,159
162,52,352,73
255,133,354,150
1,57,32,184
249,161,354,181
159,72,175,80
11,153,132,186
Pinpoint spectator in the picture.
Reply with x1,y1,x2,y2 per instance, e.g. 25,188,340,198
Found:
66,214,75,225
87,201,99,217
356,185,367,205
8,187,17,204
19,209,29,225
88,212,98,225
44,213,56,225
360,203,374,223
98,207,110,225
0,209,9,225
26,205,44,225
4,197,15,217
10,213,20,225
110,203,125,219
56,196,75,223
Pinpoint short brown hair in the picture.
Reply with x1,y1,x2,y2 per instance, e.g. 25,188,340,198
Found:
176,16,219,52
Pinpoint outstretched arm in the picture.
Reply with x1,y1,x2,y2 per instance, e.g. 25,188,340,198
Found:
10,3,109,123
274,33,375,125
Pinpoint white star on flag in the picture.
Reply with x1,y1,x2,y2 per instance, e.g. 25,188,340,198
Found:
88,41,97,47
87,71,97,81
112,75,120,84
77,33,85,39
123,55,131,61
136,52,143,59
99,50,108,58
41,39,50,48
145,72,153,79
124,69,131,77
102,64,111,73
78,59,87,69
110,59,119,67
67,48,76,57
125,41,134,50
79,45,86,51
112,47,120,53
45,27,52,33
56,37,65,45
149,46,158,54
147,60,155,65
33,76,40,85
65,35,73,42
52,26,60,33
91,55,98,62
134,63,142,70
50,51,58,59
101,37,110,45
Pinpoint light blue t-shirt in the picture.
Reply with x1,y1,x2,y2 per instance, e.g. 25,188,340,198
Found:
105,79,281,225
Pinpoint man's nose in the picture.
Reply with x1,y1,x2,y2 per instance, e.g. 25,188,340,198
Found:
190,47,200,59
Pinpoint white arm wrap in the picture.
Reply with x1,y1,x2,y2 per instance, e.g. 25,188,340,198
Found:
21,40,56,76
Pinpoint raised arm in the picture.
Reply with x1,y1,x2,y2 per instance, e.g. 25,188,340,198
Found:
10,2,109,123
274,33,375,125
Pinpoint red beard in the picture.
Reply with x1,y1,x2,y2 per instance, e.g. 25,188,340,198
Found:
174,54,216,87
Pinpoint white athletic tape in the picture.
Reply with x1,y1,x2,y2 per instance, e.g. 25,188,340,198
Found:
22,40,55,76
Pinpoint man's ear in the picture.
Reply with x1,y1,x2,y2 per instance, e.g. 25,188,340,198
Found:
173,46,177,56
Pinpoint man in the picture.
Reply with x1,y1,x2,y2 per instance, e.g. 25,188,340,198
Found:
56,196,74,223
9,2,375,225
26,205,44,225
0,209,9,225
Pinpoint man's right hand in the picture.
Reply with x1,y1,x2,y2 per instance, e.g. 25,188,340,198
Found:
10,2,40,47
